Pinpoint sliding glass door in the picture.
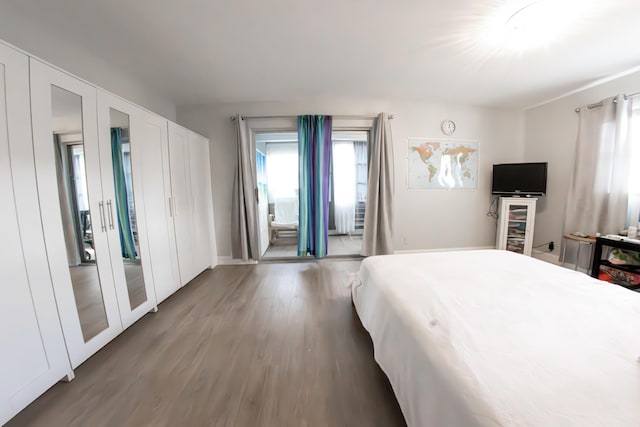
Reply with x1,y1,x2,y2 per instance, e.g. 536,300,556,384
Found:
256,132,303,259
256,130,369,259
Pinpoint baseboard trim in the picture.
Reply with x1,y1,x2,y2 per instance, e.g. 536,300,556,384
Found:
221,246,512,262
531,251,561,265
394,246,494,254
217,256,258,265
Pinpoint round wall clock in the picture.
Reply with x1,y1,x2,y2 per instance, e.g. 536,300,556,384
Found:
441,120,456,135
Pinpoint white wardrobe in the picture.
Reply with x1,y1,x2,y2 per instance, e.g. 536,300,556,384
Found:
1,41,216,425
0,42,73,427
168,122,217,287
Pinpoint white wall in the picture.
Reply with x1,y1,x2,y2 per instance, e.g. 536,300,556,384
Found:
0,10,176,120
177,99,524,258
524,70,640,255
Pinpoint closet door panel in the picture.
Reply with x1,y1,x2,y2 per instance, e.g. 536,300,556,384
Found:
168,122,195,285
137,112,180,303
30,59,122,368
188,131,214,272
0,44,71,425
96,91,158,328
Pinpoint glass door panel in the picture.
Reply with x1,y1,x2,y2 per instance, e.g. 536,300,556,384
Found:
257,132,303,259
329,130,369,256
51,85,108,342
506,204,528,254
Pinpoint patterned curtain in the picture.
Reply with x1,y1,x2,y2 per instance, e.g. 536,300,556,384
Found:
111,128,137,259
298,115,333,257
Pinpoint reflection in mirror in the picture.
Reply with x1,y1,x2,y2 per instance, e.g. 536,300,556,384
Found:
51,85,108,342
110,108,147,310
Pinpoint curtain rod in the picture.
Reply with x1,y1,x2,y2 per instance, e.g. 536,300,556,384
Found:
230,114,394,121
574,91,640,113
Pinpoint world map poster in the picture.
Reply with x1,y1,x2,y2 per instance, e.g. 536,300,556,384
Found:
408,138,479,189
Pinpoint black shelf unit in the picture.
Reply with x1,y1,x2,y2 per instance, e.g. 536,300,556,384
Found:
590,237,640,290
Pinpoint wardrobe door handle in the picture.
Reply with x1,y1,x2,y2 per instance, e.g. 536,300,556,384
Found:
106,200,115,230
98,201,107,232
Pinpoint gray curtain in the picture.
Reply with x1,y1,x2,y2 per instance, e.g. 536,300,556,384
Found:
361,113,394,256
53,136,81,266
564,95,632,236
231,115,259,260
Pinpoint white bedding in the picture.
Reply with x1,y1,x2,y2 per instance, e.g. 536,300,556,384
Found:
352,250,640,427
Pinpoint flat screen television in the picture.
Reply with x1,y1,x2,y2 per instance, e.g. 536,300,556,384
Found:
491,162,547,196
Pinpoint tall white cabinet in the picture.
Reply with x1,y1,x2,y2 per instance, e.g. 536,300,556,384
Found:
0,44,72,426
496,197,537,256
1,40,217,424
188,131,217,275
168,123,216,286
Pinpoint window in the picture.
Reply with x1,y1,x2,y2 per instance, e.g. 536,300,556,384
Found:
265,141,298,201
331,131,369,234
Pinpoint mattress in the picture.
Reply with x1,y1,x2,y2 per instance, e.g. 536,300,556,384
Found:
352,250,640,427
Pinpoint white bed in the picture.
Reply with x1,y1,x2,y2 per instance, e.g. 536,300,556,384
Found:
352,250,640,427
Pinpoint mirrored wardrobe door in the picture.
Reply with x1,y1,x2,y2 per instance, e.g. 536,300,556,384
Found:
97,91,157,328
29,59,122,368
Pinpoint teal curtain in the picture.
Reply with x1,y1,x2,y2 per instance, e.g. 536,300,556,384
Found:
111,128,137,259
298,115,332,257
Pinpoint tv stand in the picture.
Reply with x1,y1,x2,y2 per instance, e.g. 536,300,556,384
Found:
496,197,537,256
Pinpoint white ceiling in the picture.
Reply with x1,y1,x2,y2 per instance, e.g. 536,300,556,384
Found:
3,0,640,109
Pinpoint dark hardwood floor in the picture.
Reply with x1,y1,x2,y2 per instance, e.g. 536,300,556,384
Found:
8,260,406,427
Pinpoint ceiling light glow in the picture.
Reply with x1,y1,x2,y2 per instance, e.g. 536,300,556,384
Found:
483,0,589,51
506,1,561,48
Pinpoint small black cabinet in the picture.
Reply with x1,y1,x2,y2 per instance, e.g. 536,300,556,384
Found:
590,236,640,291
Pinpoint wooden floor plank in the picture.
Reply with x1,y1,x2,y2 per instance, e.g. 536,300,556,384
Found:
8,260,406,427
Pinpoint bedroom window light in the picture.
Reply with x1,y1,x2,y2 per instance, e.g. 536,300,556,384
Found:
265,139,298,201
627,105,640,226
258,132,301,259
257,128,368,257
331,131,369,236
